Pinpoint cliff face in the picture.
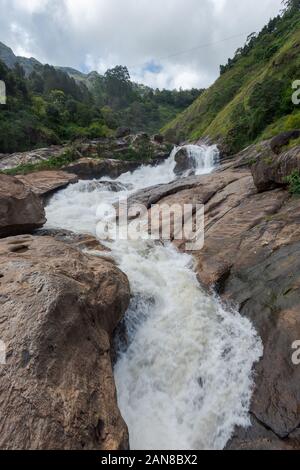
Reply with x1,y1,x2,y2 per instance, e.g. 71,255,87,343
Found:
162,10,300,155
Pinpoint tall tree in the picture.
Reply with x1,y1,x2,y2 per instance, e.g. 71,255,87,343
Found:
282,0,300,11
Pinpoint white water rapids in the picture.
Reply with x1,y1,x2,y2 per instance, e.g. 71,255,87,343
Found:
45,144,262,450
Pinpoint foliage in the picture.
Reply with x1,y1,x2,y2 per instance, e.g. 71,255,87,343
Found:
0,58,202,153
2,147,79,176
286,170,300,194
163,8,300,154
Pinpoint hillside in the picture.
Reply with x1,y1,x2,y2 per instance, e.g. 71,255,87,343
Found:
163,5,300,154
0,42,202,153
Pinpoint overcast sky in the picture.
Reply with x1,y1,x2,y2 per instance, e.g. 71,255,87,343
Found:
1,0,283,89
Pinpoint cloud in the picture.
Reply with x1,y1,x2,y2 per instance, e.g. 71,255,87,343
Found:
0,0,283,89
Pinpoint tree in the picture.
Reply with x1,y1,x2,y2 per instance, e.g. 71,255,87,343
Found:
282,0,300,11
104,66,133,108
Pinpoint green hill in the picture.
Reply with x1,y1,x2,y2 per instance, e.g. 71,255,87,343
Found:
162,3,300,154
0,46,203,153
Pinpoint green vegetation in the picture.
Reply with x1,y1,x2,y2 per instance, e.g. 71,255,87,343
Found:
2,147,80,176
286,170,300,194
0,57,202,154
163,4,300,154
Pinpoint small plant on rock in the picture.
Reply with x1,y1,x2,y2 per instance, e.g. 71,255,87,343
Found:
286,170,300,194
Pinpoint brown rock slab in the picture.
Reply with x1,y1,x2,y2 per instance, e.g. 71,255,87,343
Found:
252,145,300,192
62,158,139,180
0,174,46,238
17,170,78,197
0,235,130,450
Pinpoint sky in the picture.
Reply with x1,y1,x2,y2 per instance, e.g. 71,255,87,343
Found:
0,0,283,90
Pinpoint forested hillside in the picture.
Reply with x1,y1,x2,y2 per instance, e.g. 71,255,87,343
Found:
0,47,202,153
163,1,300,154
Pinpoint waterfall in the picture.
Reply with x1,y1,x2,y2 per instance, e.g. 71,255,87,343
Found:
45,144,262,450
184,144,219,175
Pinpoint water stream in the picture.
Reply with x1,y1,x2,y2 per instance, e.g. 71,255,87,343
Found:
45,144,262,450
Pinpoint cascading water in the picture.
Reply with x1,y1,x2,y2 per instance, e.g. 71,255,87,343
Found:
179,144,219,176
45,144,262,450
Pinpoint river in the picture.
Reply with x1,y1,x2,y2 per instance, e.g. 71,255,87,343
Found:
45,144,262,450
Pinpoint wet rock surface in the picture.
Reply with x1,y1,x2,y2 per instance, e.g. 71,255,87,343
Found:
16,170,78,197
174,147,196,176
0,146,66,172
252,145,300,192
62,158,139,180
0,235,130,450
0,174,46,237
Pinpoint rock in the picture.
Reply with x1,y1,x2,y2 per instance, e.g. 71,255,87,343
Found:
16,171,78,198
219,139,272,170
0,234,130,450
62,158,139,180
251,145,300,192
115,127,131,139
270,130,300,155
76,180,130,193
0,174,46,238
174,147,195,176
35,228,108,252
153,134,164,144
0,146,66,172
226,415,296,450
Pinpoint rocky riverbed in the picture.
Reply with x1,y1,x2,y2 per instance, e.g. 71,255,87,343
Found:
0,133,300,450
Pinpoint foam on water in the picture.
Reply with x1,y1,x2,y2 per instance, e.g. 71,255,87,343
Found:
45,144,262,450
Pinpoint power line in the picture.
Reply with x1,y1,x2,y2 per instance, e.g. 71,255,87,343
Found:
128,31,251,70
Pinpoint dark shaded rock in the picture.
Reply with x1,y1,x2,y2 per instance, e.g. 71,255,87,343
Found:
226,415,294,450
174,147,195,176
252,145,300,192
153,134,164,144
115,127,131,139
270,130,300,155
0,174,46,238
0,234,130,450
62,158,139,180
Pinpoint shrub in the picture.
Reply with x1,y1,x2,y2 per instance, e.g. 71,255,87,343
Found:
286,170,300,194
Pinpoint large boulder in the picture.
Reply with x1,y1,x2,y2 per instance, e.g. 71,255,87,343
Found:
0,174,46,238
270,130,300,155
0,234,130,450
0,146,65,172
17,170,78,198
252,145,300,192
153,134,164,144
62,158,139,180
115,127,131,139
174,147,195,176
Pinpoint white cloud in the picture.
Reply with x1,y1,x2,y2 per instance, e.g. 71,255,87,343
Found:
0,0,283,89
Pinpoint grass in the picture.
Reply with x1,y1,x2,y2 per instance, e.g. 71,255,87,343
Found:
1,148,80,176
286,170,300,194
162,11,300,154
